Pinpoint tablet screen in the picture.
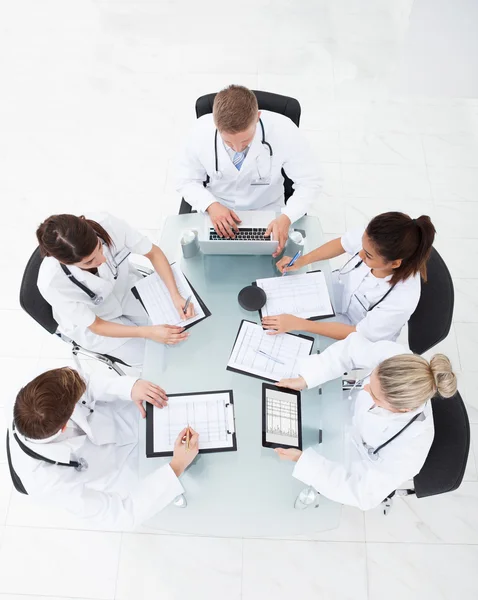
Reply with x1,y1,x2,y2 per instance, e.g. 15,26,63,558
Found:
264,387,300,447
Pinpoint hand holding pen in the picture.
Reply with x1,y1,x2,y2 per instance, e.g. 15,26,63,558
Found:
281,251,302,276
183,295,192,315
170,426,199,477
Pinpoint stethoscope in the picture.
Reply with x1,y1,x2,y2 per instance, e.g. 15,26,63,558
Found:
60,242,131,306
11,422,88,472
345,380,424,461
213,118,273,181
337,251,363,277
335,251,396,312
362,412,422,461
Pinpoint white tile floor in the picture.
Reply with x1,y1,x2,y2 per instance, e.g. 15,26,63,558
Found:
1,0,478,598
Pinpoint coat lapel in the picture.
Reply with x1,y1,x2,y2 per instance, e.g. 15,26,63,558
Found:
236,123,264,182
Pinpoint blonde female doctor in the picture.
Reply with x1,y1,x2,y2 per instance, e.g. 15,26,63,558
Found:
263,212,436,342
36,213,194,366
275,332,457,511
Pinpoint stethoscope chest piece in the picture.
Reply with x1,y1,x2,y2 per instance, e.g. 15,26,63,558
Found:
367,446,379,461
75,457,89,472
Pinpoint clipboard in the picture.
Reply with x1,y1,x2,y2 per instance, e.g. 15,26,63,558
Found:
254,269,335,323
262,383,302,450
146,390,237,458
226,319,314,383
132,264,211,331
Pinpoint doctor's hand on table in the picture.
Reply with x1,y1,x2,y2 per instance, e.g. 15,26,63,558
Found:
276,376,307,391
265,214,291,257
262,314,304,334
275,448,303,462
207,202,242,239
145,325,189,345
131,379,168,418
170,427,200,477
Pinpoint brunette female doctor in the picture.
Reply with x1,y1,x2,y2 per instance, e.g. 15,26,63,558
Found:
263,212,436,342
36,212,194,366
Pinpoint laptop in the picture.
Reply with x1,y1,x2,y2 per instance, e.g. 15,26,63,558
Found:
198,210,279,255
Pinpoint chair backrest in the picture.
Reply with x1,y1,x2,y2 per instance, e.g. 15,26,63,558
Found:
408,247,454,355
195,90,301,126
19,247,58,335
414,391,470,498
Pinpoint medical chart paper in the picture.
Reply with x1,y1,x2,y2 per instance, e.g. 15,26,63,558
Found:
227,320,314,382
146,391,237,457
256,271,334,320
133,264,209,328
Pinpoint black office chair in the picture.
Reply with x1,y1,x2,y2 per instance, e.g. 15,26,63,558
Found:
19,247,137,376
382,391,470,515
408,247,454,355
179,90,302,215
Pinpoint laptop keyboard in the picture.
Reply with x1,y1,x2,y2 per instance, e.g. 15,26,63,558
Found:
209,228,271,241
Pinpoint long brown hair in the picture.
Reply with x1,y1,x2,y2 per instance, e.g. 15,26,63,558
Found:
14,368,87,440
365,212,436,285
36,214,113,264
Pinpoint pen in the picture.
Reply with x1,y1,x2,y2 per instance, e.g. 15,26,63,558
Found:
255,348,285,365
183,295,192,315
282,250,302,277
186,426,191,452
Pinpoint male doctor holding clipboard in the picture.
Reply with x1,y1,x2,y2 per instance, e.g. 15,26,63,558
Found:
176,85,322,256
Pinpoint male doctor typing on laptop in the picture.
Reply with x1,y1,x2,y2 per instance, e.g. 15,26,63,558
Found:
176,85,322,257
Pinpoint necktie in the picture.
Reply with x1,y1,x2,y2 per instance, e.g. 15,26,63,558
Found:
233,151,246,170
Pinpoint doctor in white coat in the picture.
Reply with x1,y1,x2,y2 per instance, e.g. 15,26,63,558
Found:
263,212,437,342
37,212,194,366
7,367,199,529
275,332,457,511
176,84,322,256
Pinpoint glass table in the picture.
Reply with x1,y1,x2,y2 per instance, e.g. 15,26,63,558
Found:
139,214,348,537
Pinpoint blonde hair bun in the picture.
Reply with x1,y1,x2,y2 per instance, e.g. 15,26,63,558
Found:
429,354,457,398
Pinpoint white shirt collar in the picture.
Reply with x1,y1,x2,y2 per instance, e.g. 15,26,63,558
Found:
23,429,63,444
223,140,251,162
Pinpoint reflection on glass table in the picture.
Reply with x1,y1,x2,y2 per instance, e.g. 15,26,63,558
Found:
139,214,348,537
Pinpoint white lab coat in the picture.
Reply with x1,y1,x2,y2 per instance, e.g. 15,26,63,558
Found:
293,333,434,510
176,111,322,223
8,373,184,529
37,212,152,355
332,228,421,342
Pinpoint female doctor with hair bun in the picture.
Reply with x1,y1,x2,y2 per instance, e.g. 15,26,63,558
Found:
275,332,457,511
36,212,194,366
263,212,436,342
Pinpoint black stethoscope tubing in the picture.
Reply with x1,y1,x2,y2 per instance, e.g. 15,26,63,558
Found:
60,243,130,305
11,423,88,471
336,251,396,312
365,411,422,460
214,118,272,174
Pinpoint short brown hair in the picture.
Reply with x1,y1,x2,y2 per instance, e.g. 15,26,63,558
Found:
213,85,259,133
14,368,86,439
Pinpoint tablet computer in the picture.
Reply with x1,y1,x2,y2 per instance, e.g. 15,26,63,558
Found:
262,383,302,450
